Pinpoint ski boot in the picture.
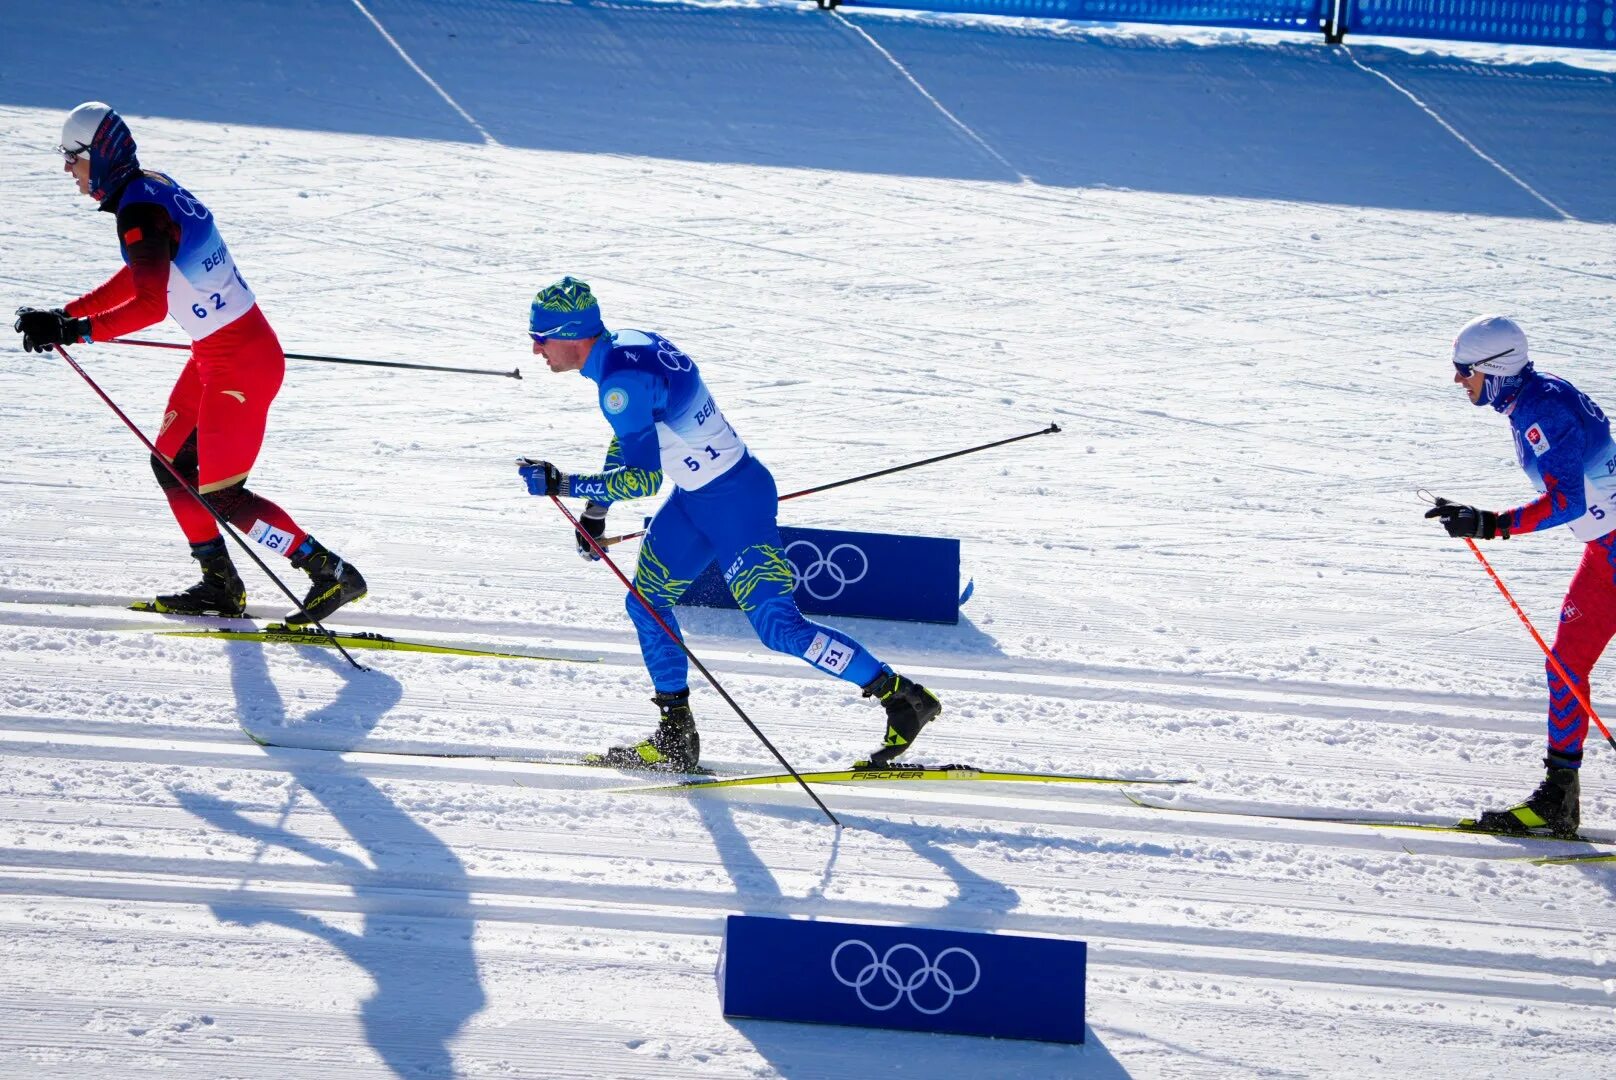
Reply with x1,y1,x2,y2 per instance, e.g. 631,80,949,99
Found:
588,689,702,772
147,538,247,616
860,667,941,766
1470,757,1581,838
286,537,367,625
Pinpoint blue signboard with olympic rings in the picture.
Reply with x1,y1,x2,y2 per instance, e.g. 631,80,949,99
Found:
720,914,1087,1043
675,524,962,624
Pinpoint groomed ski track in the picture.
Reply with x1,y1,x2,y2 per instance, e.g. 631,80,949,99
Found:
2,596,1614,1076
3,0,1616,1077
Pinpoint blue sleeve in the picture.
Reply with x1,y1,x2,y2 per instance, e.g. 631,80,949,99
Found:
565,371,664,503
1507,406,1586,535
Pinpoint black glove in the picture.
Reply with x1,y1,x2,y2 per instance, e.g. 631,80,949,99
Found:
14,307,89,353
1424,497,1509,539
575,502,608,561
517,457,566,498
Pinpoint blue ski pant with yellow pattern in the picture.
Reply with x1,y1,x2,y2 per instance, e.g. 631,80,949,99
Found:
627,454,885,694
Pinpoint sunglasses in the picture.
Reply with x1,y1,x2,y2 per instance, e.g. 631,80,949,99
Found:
1454,346,1514,378
56,142,88,165
529,324,576,345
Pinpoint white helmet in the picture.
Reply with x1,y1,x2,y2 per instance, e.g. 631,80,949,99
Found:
59,101,114,158
1453,314,1529,376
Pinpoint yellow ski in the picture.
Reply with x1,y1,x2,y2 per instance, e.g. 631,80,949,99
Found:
618,762,1191,794
162,622,592,664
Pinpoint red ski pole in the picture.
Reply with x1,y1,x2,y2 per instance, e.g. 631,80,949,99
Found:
1462,537,1616,753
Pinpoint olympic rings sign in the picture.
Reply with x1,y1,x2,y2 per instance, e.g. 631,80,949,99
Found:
783,540,868,601
830,939,981,1015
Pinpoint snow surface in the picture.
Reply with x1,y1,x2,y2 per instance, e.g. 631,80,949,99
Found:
2,0,1615,1076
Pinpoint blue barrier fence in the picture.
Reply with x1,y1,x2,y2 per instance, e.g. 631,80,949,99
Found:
837,0,1326,32
1349,0,1616,47
834,0,1616,48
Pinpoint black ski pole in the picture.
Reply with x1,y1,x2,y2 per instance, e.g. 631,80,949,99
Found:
111,336,521,380
52,344,368,671
601,422,1063,548
545,489,841,828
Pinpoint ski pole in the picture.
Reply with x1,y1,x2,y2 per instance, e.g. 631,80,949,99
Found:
1461,536,1616,754
599,422,1062,548
109,336,521,380
544,489,840,827
51,344,367,671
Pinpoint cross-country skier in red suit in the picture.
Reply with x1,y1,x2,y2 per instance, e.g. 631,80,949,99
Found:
13,103,366,622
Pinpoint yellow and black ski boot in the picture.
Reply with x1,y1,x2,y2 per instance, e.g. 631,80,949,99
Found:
589,689,702,772
862,668,941,766
147,538,246,616
287,538,367,625
1472,757,1581,838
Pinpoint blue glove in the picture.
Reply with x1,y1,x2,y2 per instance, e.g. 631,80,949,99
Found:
517,457,566,497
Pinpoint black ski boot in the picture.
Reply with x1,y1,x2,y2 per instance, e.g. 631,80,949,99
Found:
1471,757,1581,838
149,538,247,616
861,668,941,766
286,537,367,625
588,690,702,772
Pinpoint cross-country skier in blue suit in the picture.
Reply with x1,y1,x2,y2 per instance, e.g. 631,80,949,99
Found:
517,277,940,771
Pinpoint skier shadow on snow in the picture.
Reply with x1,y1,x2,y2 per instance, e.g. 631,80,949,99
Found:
681,786,1022,929
172,639,486,1080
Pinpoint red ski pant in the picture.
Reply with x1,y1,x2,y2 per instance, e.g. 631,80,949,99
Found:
152,306,308,557
1544,532,1616,767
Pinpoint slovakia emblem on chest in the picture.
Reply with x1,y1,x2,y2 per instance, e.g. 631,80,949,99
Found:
1524,423,1551,457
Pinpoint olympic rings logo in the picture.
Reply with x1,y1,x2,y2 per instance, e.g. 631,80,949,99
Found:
170,191,209,220
830,940,981,1015
655,342,693,372
784,540,868,601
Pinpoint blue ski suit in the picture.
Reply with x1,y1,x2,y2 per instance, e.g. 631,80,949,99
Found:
564,330,886,694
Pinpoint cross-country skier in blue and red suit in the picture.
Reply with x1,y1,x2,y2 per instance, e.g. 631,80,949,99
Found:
516,277,941,771
13,103,365,622
1426,314,1613,837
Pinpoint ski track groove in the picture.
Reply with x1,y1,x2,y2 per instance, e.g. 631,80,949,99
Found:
0,597,1555,728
